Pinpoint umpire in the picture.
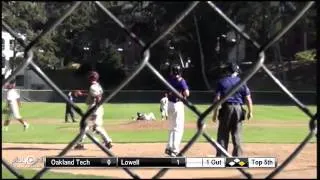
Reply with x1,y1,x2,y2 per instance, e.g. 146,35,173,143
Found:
212,63,253,157
65,91,76,123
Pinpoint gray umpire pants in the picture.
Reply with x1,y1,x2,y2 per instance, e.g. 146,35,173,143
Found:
216,103,243,157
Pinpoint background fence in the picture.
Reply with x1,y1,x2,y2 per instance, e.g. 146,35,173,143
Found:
2,89,317,105
2,1,317,179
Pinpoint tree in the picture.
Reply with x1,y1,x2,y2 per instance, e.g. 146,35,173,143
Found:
2,1,315,90
2,1,59,69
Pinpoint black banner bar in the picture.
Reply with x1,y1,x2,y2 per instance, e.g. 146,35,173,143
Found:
45,157,117,168
45,157,185,168
118,157,186,168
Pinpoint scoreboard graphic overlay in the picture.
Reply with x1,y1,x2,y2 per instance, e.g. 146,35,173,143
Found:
45,157,277,168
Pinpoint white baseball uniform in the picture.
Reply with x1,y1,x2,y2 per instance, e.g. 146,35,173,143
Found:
87,82,104,126
167,101,185,153
160,96,168,118
144,112,156,121
135,112,156,121
6,88,22,119
80,81,112,143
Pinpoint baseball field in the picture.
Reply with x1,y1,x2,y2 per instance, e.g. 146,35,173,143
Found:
2,102,317,179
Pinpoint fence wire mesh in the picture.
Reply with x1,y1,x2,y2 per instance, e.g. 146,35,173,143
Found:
2,1,317,179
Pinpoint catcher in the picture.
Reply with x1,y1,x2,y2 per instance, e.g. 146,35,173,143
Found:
74,71,113,150
65,91,77,123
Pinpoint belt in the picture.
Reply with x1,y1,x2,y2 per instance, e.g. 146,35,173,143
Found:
168,96,181,103
222,102,241,106
169,100,181,103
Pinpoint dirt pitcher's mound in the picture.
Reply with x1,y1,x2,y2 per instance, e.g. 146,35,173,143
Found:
100,120,198,131
2,142,316,179
24,119,308,130
106,120,309,131
117,120,169,130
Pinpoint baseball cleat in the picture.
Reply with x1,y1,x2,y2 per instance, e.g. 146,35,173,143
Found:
165,148,171,155
171,153,177,157
170,151,178,157
74,144,85,150
105,142,113,149
24,123,29,131
168,152,177,157
164,148,174,157
165,148,178,157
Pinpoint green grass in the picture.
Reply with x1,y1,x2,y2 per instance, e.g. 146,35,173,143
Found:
2,167,111,179
1,103,317,144
2,124,316,144
2,102,316,122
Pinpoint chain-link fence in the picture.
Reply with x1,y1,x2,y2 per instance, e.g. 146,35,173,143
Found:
2,1,317,179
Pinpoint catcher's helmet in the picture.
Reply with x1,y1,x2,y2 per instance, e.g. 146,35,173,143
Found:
88,71,99,82
170,64,182,76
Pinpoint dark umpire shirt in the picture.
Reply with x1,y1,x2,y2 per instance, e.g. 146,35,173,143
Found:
216,75,250,104
167,75,189,103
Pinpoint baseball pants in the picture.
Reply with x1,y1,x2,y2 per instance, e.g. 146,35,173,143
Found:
161,107,168,118
79,106,112,143
7,101,22,119
166,101,185,153
216,104,243,157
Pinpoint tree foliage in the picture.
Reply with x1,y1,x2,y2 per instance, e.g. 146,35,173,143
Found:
294,49,316,62
2,1,316,89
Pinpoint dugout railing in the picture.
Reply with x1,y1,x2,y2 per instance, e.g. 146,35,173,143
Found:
2,1,317,179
